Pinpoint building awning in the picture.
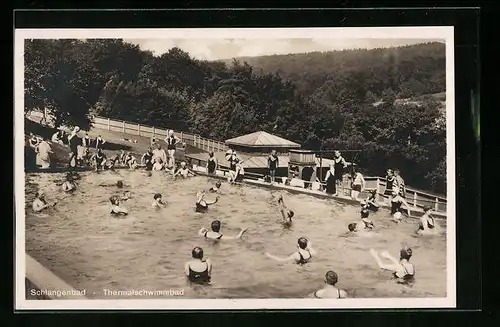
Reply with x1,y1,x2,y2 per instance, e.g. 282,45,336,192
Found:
186,151,355,169
225,131,301,149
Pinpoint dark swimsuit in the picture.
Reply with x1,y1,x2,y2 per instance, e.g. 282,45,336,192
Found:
95,154,105,167
188,261,211,284
196,202,208,212
143,152,153,170
391,198,406,215
207,158,216,174
69,135,80,152
361,207,370,219
167,137,177,150
334,157,345,181
385,176,395,195
297,250,312,265
268,156,278,171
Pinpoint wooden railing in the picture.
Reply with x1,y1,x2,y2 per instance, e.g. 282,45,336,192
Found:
92,116,229,153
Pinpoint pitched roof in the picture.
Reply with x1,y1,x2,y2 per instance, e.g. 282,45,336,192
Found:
225,131,301,148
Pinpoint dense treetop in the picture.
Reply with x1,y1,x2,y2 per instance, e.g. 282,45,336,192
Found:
24,39,446,193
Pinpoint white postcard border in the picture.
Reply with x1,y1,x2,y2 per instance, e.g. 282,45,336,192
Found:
14,26,456,310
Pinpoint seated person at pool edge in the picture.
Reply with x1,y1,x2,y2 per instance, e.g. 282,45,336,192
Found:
185,247,212,284
312,270,348,299
277,194,294,227
109,195,128,215
265,237,316,264
198,220,247,240
370,247,415,283
195,190,219,212
152,193,167,208
91,148,107,171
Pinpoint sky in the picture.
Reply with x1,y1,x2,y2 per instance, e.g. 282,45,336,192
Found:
123,38,443,61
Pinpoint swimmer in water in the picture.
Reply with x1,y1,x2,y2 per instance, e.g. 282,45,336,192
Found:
141,148,154,171
125,152,138,170
109,195,128,216
184,247,212,284
174,161,196,178
32,192,57,213
265,237,317,264
390,189,411,222
312,270,348,299
369,247,415,284
120,191,131,201
208,181,222,193
198,220,247,240
61,177,77,193
151,193,167,208
277,194,294,227
106,154,120,170
416,205,439,235
195,190,219,213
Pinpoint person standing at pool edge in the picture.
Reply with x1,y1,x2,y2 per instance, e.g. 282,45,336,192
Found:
185,247,212,284
35,135,53,169
333,151,347,188
165,130,180,173
268,149,279,184
198,220,247,240
206,151,218,175
324,164,336,195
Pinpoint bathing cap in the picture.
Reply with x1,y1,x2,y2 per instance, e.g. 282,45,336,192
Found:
216,181,221,187
393,212,402,220
116,180,124,188
423,205,432,212
325,270,338,285
400,247,412,260
297,237,308,249
192,247,204,259
288,210,294,218
153,193,162,200
211,220,221,232
109,196,119,204
348,222,357,232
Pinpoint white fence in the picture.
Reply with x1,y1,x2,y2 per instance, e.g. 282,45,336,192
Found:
92,116,230,153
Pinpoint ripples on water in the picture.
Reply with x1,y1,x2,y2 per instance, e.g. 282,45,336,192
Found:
24,171,447,299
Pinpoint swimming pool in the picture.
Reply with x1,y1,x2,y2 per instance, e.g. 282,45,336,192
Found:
24,171,447,299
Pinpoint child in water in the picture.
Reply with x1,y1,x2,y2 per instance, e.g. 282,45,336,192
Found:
151,193,167,208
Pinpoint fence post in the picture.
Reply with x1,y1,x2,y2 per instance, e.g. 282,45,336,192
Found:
122,121,125,133
107,118,110,131
180,132,183,142
137,124,141,136
376,178,380,202
413,192,417,207
153,127,156,140
434,198,439,211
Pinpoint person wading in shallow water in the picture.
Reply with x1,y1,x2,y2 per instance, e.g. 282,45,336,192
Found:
312,270,348,299
185,247,212,284
195,190,219,213
265,237,317,265
198,220,247,240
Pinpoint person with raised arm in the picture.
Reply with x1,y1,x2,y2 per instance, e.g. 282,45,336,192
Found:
109,195,128,216
195,190,219,213
265,237,317,265
174,161,196,178
369,247,415,284
198,220,247,240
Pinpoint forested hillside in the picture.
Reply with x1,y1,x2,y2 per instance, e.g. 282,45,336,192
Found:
24,39,446,193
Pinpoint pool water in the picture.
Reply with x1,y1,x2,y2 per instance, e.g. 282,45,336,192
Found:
24,171,447,299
